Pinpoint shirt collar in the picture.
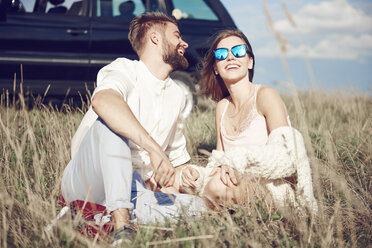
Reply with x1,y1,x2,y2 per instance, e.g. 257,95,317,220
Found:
139,60,173,94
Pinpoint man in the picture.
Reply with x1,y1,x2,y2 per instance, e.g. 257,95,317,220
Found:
61,12,192,242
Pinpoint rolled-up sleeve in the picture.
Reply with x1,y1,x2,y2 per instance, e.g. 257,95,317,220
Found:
93,59,136,100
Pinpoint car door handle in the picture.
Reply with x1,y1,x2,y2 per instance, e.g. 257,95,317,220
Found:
66,29,88,35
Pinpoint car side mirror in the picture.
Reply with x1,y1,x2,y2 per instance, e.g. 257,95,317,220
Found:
1,0,16,20
9,0,25,12
0,0,26,21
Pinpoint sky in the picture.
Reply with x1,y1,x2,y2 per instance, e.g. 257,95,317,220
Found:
220,0,372,94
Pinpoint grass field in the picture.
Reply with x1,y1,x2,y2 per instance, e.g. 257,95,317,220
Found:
0,88,371,247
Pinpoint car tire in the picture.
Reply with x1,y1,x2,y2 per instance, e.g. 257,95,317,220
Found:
170,71,196,119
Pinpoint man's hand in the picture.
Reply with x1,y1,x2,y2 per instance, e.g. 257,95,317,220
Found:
159,186,180,194
181,166,200,189
209,165,238,186
149,150,175,188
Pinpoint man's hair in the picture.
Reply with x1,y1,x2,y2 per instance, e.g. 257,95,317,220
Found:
129,12,178,55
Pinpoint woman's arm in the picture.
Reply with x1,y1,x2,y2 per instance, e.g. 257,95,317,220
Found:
215,99,228,151
213,99,240,185
207,127,304,179
256,86,289,133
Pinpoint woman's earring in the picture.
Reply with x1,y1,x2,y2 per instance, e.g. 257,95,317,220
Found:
214,70,218,75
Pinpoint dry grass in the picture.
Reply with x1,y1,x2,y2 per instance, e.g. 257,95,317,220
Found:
0,87,371,247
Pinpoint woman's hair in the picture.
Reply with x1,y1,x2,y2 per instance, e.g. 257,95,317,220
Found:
200,29,255,102
129,12,178,55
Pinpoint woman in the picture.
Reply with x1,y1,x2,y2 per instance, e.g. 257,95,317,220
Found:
202,29,289,155
194,29,318,214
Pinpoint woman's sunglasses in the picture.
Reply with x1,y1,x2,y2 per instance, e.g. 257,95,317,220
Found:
214,44,250,61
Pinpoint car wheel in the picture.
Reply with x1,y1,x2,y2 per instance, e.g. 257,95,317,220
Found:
170,71,196,119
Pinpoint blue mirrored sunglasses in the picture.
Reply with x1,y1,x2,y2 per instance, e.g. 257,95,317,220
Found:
214,44,250,61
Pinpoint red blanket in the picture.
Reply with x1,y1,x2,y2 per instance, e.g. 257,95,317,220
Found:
59,193,114,239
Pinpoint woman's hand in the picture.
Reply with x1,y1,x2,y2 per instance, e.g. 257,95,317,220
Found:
181,166,200,189
209,165,238,186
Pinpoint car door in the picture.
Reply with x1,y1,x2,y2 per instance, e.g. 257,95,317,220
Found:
88,0,161,80
0,0,91,98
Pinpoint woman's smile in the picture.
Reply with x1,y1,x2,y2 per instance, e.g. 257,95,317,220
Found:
225,63,240,70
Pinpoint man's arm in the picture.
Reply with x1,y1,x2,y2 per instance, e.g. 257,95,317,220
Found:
92,89,175,187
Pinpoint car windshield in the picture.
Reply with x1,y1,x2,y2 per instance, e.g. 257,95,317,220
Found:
96,0,151,17
11,0,87,16
170,0,219,21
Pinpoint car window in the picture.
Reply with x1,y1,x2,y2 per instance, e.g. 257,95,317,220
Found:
171,0,219,21
4,0,33,13
45,0,86,15
7,0,87,16
15,0,34,13
96,0,146,18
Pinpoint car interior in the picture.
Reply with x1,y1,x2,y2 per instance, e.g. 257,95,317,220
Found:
47,0,67,14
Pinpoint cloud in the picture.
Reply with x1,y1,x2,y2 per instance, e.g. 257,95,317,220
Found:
257,0,372,60
257,33,372,60
255,41,281,57
282,34,372,60
274,0,372,34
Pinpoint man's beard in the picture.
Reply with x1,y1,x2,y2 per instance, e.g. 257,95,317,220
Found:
162,41,189,71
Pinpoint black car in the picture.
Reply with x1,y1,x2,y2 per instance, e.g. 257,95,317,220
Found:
0,0,236,117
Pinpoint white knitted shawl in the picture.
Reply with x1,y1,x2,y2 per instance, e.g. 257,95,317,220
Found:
205,126,318,215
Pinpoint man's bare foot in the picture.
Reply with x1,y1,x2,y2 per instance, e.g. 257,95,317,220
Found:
111,208,130,230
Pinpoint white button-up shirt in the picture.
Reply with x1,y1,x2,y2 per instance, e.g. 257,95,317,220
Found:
71,58,190,180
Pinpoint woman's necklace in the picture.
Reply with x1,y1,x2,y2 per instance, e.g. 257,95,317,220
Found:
227,90,255,135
